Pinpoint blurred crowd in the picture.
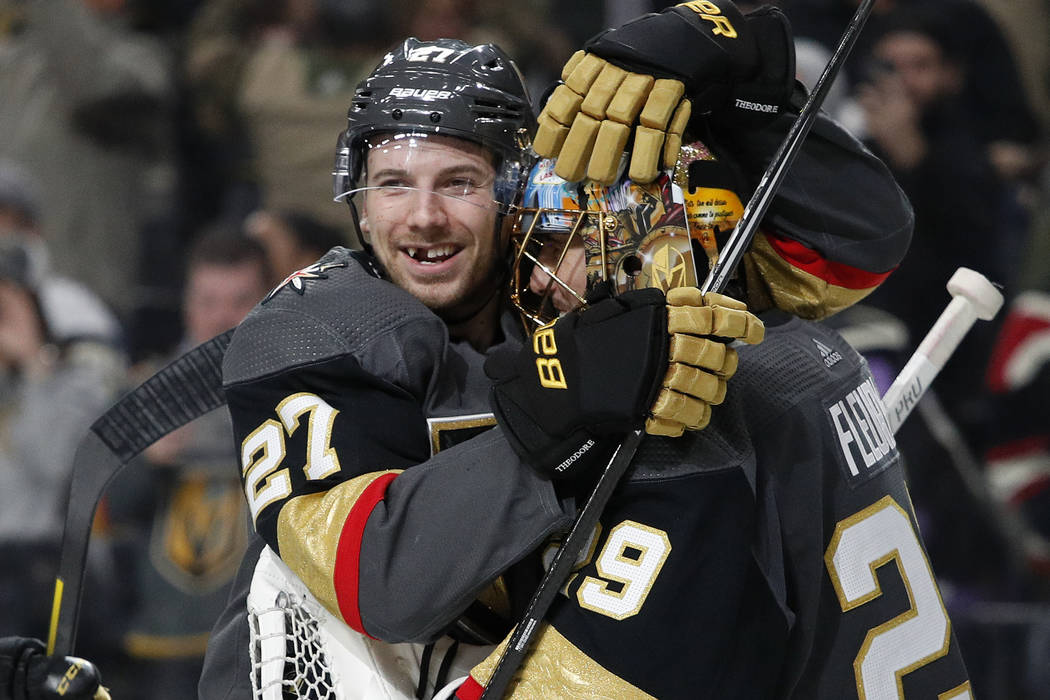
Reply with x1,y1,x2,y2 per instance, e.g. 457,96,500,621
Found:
0,0,1047,697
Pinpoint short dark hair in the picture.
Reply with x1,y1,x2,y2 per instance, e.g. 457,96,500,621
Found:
272,209,349,258
186,225,271,280
876,6,965,63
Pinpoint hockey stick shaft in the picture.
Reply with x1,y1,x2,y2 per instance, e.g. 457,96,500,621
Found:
701,0,875,295
881,267,1003,433
47,330,233,656
480,2,877,697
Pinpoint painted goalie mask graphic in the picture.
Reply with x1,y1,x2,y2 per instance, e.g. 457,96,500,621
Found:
509,142,745,326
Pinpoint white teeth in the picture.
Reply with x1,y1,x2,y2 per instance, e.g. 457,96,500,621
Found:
406,245,456,262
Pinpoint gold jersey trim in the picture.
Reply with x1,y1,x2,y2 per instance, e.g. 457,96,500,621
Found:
276,470,402,620
744,235,874,320
124,631,212,659
426,413,497,456
470,624,656,699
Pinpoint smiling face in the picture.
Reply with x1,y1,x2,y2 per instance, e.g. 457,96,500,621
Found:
358,134,505,319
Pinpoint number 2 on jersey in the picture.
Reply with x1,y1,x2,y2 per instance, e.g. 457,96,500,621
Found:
825,495,972,699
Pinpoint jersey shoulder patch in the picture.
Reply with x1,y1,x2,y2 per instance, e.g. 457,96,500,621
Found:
223,247,446,386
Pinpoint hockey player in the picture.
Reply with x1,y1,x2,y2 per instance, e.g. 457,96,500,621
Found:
198,35,763,700
446,155,974,698
0,34,741,700
434,3,971,693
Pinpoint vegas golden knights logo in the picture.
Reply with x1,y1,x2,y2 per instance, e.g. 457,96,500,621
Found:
153,475,248,592
650,241,690,290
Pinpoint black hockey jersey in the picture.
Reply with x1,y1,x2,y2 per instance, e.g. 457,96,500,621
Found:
457,312,972,699
219,248,573,642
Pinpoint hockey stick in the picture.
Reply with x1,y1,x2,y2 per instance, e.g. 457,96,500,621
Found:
881,267,1002,432
873,268,1035,577
46,330,233,656
880,268,1002,420
479,2,877,697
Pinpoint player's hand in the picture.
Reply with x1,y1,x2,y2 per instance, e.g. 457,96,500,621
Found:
536,0,795,184
485,288,669,487
0,637,110,700
645,288,764,437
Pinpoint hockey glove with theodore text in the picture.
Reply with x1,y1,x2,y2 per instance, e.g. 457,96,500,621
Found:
535,0,795,184
0,637,110,700
486,287,764,490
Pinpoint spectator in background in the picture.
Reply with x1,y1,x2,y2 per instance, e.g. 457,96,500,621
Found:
782,0,1044,183
855,5,1021,440
0,160,124,349
243,207,348,285
101,229,269,699
0,164,127,640
978,0,1050,137
389,0,575,99
184,0,398,230
182,0,579,232
0,0,177,322
984,163,1050,584
980,199,1050,699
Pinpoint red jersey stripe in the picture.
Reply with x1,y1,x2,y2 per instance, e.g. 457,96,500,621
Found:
333,471,398,637
455,676,484,700
766,233,892,290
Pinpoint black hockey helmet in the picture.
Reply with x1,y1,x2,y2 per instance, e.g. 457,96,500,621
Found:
333,38,536,213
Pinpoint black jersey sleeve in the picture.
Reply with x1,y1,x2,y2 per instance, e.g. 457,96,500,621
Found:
721,105,913,275
714,107,914,320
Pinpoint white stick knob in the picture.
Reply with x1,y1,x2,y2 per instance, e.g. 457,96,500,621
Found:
881,267,1003,433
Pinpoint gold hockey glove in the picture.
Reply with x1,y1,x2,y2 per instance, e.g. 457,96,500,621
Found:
645,288,764,437
536,52,691,184
536,0,795,184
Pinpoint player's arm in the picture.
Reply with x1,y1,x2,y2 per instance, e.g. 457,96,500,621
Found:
223,288,578,645
226,355,576,643
540,0,912,319
0,637,109,700
354,287,766,642
227,285,761,644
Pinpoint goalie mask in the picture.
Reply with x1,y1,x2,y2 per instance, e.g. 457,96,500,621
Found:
510,143,746,326
333,37,536,245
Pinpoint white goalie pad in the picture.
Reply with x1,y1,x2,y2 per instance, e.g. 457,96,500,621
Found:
247,545,492,699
